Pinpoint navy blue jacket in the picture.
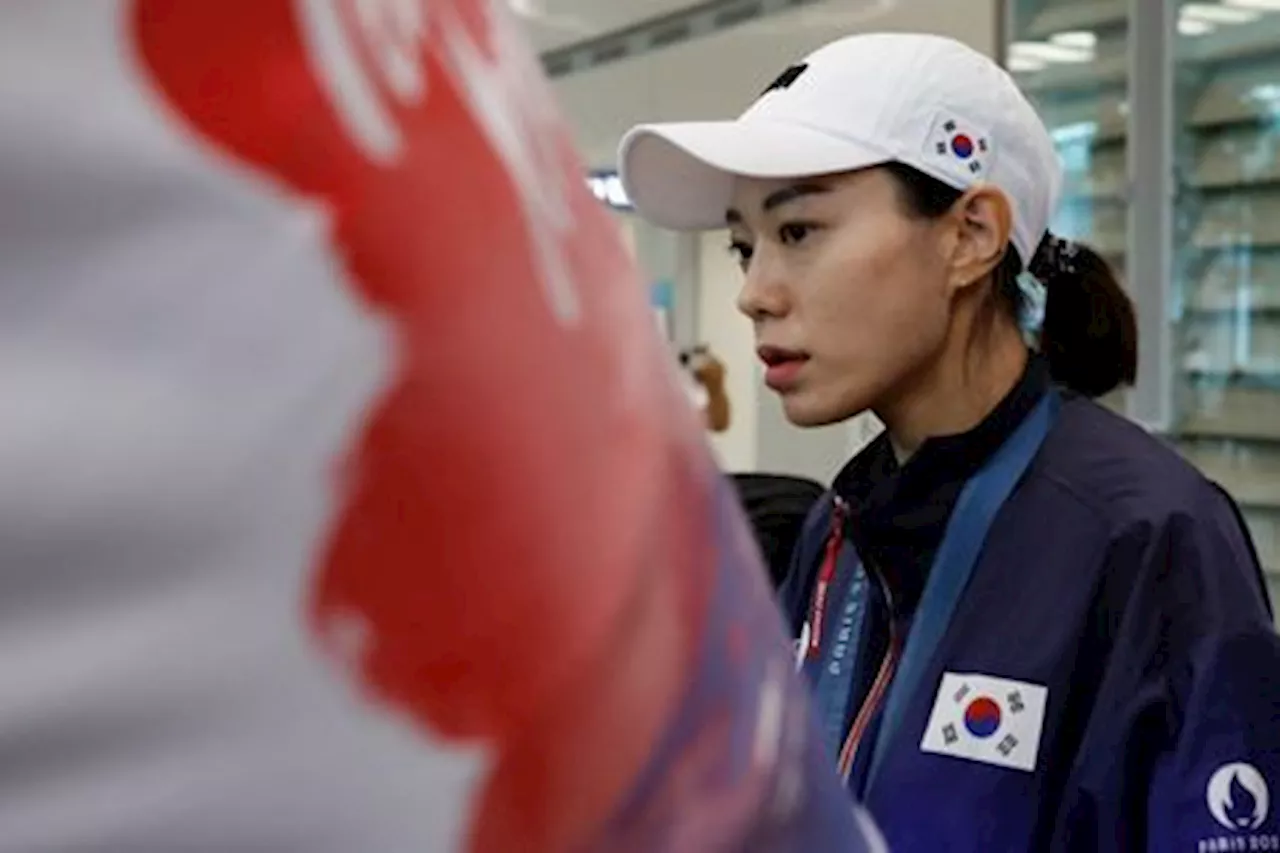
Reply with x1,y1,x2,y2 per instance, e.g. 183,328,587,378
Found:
781,361,1280,851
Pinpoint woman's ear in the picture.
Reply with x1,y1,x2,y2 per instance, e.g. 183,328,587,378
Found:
946,186,1013,293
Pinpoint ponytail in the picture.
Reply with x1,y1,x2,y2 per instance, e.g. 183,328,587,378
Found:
1027,235,1137,399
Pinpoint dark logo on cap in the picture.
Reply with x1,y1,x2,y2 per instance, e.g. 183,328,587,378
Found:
762,63,809,95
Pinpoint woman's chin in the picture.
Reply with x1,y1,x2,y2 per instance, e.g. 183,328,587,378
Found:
778,390,859,428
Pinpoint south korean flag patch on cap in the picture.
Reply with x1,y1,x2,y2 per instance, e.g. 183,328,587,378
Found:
925,112,992,180
920,672,1048,773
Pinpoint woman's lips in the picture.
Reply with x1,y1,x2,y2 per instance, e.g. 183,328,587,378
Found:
757,346,809,391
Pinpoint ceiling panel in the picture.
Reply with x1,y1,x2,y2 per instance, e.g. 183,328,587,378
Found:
545,0,1000,167
513,0,708,52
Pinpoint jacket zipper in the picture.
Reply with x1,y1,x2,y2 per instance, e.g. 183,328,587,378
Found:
836,560,903,783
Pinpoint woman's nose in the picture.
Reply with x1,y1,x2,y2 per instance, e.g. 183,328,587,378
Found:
736,259,789,322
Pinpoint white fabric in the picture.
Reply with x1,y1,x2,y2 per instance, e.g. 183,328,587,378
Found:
0,4,487,850
619,33,1063,265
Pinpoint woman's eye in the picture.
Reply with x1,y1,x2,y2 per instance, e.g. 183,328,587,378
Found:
728,240,754,267
778,222,814,245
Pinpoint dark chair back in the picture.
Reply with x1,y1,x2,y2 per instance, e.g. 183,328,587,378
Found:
729,473,826,589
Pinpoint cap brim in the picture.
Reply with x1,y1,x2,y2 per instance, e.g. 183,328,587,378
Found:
618,120,889,230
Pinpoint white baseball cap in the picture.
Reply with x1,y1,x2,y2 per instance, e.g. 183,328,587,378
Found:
618,32,1063,265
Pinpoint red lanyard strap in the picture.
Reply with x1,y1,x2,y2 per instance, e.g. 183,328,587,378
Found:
806,499,848,660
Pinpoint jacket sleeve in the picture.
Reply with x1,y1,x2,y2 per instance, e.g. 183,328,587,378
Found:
1147,626,1280,850
1144,492,1280,853
1087,488,1280,851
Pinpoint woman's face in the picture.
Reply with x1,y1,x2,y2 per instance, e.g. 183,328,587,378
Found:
728,168,957,427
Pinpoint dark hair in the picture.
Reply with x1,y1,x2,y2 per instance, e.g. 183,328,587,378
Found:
882,162,1138,399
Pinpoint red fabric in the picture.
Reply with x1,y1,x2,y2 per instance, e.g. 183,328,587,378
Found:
132,3,714,849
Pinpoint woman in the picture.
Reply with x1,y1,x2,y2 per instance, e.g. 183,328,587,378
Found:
619,32,1280,851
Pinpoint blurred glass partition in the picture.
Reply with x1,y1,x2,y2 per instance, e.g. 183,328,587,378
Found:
1174,0,1280,603
1006,0,1131,415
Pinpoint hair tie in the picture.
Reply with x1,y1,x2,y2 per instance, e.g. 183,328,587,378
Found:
1015,271,1047,340
1030,233,1079,280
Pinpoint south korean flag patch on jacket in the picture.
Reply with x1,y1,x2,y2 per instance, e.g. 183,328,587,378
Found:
920,673,1048,773
925,112,992,182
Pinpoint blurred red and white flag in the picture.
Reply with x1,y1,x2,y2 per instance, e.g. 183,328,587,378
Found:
0,2,884,851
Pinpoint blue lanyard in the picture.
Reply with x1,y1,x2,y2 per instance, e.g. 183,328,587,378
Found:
808,561,869,760
863,387,1060,791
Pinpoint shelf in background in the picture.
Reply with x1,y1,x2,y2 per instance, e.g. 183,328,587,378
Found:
1184,304,1280,320
1177,362,1280,444
1060,145,1127,199
1182,17,1280,72
1016,54,1128,95
1177,438,1280,510
1037,90,1129,145
1187,124,1280,189
1191,186,1280,248
1179,417,1280,444
1180,314,1280,377
1060,190,1127,206
1183,367,1280,387
1183,249,1280,306
1024,0,1126,41
1186,247,1280,313
1187,60,1280,129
